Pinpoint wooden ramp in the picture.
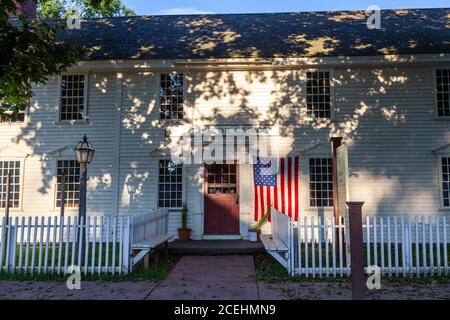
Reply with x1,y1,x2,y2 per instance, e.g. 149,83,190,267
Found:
132,234,173,266
260,234,289,268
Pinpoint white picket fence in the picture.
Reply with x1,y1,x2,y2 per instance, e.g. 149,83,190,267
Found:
0,209,170,275
271,210,450,278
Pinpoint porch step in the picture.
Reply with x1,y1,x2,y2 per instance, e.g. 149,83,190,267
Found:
168,240,265,255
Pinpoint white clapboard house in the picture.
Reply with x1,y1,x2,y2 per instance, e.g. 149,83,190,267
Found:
1,8,449,241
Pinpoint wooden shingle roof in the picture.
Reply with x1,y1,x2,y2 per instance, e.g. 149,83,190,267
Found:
58,8,450,60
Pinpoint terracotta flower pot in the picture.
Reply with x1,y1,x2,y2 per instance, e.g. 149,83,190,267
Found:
177,228,192,241
248,228,262,242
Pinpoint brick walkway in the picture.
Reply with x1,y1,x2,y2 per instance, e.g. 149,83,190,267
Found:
149,255,258,300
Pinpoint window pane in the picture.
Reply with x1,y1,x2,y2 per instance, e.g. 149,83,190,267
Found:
309,158,333,207
306,71,331,119
158,160,183,208
56,160,81,208
443,157,450,207
159,73,184,120
436,69,450,117
0,161,21,208
60,75,86,121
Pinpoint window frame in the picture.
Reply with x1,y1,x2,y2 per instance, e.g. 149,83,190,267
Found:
307,156,334,208
57,73,89,124
157,72,186,122
0,158,26,211
302,69,335,121
433,68,450,121
438,155,450,210
156,159,185,210
53,158,81,211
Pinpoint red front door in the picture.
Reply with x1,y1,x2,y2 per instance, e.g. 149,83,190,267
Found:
204,163,240,234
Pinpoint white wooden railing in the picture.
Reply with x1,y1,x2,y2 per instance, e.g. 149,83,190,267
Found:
272,210,450,278
0,209,171,275
270,209,290,249
131,208,169,244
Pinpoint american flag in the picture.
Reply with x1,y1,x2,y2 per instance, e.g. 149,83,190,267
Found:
253,157,300,221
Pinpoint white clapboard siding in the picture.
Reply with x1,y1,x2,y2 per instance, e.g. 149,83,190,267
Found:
0,65,449,241
269,209,450,278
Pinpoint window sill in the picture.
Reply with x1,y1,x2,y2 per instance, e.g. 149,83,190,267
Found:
54,119,90,126
434,117,450,121
158,119,186,126
161,208,183,212
2,208,24,213
305,207,334,211
0,122,27,127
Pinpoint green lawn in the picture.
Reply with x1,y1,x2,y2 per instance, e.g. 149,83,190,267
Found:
255,254,450,284
290,242,450,270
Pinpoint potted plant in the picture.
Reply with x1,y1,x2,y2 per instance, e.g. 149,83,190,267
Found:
248,209,270,242
177,203,191,241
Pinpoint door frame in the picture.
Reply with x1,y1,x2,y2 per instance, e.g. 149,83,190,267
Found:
203,161,240,236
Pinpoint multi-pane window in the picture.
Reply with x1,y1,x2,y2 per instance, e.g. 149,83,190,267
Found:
158,160,183,208
159,73,184,120
0,161,21,208
206,163,238,194
442,157,450,207
309,158,333,207
60,75,86,121
306,71,331,119
436,69,450,118
56,160,80,208
0,111,25,123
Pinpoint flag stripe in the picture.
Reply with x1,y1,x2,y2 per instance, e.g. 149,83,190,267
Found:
287,157,292,218
254,185,259,222
259,185,265,219
280,158,285,214
294,156,299,221
273,186,278,210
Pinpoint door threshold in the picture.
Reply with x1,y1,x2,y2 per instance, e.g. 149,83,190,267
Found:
202,234,242,240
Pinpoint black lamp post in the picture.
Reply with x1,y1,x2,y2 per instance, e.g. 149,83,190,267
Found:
74,134,94,264
74,134,95,222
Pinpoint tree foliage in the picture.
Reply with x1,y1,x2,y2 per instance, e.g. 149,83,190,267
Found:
0,0,134,118
37,0,135,19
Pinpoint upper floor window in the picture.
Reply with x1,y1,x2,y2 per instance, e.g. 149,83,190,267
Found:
56,160,80,208
0,110,25,123
436,69,450,118
158,160,183,208
0,161,21,208
442,157,450,207
159,73,184,120
309,158,333,207
60,75,86,121
306,71,331,119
